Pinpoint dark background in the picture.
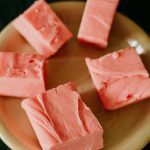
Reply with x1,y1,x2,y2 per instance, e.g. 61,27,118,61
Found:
0,0,150,150
0,0,150,34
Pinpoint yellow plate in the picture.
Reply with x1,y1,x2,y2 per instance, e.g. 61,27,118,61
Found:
0,2,150,150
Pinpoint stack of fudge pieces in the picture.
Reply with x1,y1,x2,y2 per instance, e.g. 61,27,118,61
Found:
0,0,150,149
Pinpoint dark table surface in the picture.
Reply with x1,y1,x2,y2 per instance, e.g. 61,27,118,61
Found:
0,0,150,150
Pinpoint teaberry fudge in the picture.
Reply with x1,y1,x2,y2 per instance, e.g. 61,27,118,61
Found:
86,47,150,110
22,82,103,150
0,52,46,97
13,0,72,58
78,0,119,48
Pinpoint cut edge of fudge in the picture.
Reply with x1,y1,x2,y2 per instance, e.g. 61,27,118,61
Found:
78,34,108,49
50,130,103,150
13,15,56,57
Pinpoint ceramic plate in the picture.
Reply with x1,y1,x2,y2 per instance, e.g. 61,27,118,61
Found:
0,2,150,150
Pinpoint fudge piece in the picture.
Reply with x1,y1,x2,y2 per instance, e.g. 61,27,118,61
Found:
13,0,72,58
0,52,46,97
78,0,119,48
22,82,103,150
86,47,150,110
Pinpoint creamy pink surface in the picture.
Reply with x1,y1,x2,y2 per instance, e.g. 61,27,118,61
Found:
100,76,150,110
13,0,72,57
86,47,150,110
78,0,119,48
0,52,46,97
21,82,103,150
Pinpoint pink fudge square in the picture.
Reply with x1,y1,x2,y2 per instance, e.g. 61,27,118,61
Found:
86,47,150,110
78,0,119,48
13,0,72,58
22,82,103,150
0,52,46,97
